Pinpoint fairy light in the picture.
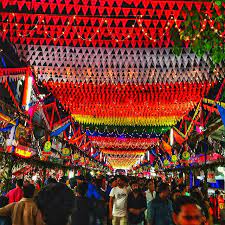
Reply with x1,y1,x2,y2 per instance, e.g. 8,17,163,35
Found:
3,10,224,45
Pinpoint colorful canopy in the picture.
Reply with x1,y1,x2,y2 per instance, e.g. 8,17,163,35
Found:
1,0,224,169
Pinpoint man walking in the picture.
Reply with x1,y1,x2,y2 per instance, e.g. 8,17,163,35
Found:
127,180,147,225
109,175,129,225
147,182,173,225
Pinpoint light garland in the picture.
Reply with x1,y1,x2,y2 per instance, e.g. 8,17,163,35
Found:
1,0,222,48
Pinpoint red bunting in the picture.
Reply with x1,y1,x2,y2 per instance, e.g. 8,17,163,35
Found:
0,1,216,48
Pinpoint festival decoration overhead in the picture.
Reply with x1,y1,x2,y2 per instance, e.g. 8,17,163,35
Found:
44,81,212,127
1,0,224,170
89,136,158,149
107,156,140,169
16,45,224,84
1,0,218,48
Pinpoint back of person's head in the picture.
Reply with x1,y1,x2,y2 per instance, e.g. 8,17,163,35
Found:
47,177,57,185
69,177,77,189
191,191,204,202
178,184,186,192
158,182,170,193
76,182,88,197
0,196,9,207
171,189,181,201
35,183,75,225
23,184,35,198
16,179,23,188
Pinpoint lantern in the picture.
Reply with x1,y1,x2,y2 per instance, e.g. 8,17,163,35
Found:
164,159,169,167
171,155,178,163
73,153,79,160
154,163,159,171
61,148,71,157
44,141,51,152
182,151,190,160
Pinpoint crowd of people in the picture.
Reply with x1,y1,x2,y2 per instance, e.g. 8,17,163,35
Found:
0,174,222,225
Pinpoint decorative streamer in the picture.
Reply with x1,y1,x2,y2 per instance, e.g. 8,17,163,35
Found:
89,136,158,149
1,0,216,48
16,45,224,84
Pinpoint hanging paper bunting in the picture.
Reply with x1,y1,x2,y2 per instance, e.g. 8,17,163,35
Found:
16,45,224,84
42,81,212,127
83,124,170,136
101,149,146,155
1,0,216,48
89,136,158,149
161,140,172,155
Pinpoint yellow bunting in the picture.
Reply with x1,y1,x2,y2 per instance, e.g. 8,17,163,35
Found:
72,114,180,126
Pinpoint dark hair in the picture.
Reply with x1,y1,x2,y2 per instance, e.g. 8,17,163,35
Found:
69,178,77,189
46,177,57,185
179,184,187,193
173,196,202,214
158,182,170,193
191,191,209,218
23,184,35,198
16,179,23,188
117,175,127,182
130,180,138,186
76,182,88,197
35,183,75,225
0,196,9,207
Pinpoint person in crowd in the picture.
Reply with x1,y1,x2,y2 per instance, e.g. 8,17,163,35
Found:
35,182,75,225
71,182,93,225
147,182,173,225
127,180,147,225
0,196,11,225
171,190,182,203
0,183,43,225
172,196,204,225
145,180,156,204
44,177,57,186
86,177,103,200
109,175,129,225
5,179,23,203
179,184,189,196
191,190,213,225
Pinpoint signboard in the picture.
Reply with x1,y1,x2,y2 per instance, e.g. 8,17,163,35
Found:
14,145,36,158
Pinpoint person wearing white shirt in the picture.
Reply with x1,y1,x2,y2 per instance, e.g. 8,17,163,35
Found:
109,175,128,225
145,180,156,221
145,180,156,203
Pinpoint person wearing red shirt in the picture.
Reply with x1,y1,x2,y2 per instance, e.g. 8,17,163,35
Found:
6,179,23,203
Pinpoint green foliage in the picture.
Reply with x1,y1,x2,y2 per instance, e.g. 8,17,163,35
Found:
170,0,225,65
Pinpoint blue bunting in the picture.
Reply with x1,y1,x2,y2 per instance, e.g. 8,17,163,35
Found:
50,122,71,137
0,123,14,132
217,104,225,127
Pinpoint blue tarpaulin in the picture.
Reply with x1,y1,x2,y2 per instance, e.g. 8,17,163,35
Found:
217,104,225,126
0,123,14,132
50,122,71,137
